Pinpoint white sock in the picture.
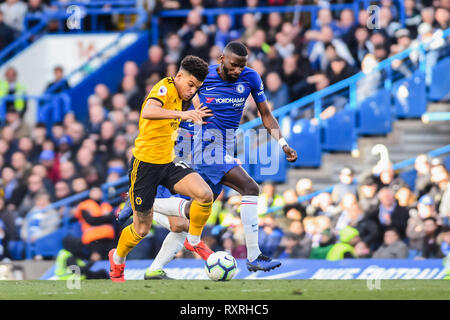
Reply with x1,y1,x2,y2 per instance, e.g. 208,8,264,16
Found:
153,211,171,231
113,250,126,265
153,197,188,219
148,231,187,272
240,195,262,262
187,234,200,246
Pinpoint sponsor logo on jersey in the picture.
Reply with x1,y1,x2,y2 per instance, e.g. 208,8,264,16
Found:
205,97,215,103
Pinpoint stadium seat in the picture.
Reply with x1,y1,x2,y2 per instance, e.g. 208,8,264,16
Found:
320,109,357,152
393,70,427,118
428,56,450,101
7,240,25,260
287,119,322,168
31,228,66,258
355,88,392,135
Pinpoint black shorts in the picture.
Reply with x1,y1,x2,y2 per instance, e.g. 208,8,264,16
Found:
128,156,195,212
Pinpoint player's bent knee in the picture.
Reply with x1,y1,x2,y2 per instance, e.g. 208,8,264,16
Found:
243,182,260,196
193,187,213,204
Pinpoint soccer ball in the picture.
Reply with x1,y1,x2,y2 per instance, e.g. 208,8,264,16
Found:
204,251,237,281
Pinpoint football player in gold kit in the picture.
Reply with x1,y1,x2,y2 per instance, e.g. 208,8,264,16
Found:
108,56,214,282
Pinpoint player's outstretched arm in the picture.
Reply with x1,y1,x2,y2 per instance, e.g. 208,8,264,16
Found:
256,100,298,162
141,99,212,124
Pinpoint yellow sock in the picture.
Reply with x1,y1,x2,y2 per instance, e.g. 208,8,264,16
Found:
188,200,213,236
116,223,143,259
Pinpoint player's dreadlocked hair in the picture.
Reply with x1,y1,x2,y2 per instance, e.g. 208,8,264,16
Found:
224,41,249,57
180,55,209,82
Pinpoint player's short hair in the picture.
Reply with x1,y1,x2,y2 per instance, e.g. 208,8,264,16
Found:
224,41,248,57
180,55,209,82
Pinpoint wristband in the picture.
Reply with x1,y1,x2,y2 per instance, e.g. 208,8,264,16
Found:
278,137,288,148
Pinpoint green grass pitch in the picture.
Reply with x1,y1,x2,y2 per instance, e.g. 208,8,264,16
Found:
0,280,449,300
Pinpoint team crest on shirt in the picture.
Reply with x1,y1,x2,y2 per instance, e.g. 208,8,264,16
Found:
224,154,234,164
236,84,245,94
158,85,168,96
135,197,142,205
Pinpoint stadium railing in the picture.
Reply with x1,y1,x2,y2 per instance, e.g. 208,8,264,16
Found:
151,0,406,45
263,143,450,215
0,5,146,67
422,112,450,123
0,92,71,127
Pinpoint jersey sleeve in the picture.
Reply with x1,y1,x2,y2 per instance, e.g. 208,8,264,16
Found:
144,79,171,107
249,70,267,104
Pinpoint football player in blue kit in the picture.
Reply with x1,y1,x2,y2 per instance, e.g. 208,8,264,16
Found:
118,42,297,279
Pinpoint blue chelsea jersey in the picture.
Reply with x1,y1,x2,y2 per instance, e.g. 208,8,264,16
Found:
197,64,267,131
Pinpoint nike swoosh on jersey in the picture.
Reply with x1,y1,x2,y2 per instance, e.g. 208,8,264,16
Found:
205,87,216,91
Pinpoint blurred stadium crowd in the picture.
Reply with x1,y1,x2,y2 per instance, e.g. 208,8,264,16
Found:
0,0,449,262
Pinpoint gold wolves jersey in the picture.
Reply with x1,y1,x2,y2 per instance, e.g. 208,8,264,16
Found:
132,77,182,164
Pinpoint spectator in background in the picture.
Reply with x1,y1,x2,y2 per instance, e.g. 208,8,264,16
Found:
182,29,210,63
264,71,290,110
10,150,31,183
414,153,432,198
214,13,241,50
420,217,444,258
74,187,116,261
258,214,284,257
39,149,60,184
349,26,372,69
427,158,449,209
273,232,305,258
20,192,61,245
0,67,27,118
44,66,69,94
438,226,450,257
137,45,167,89
326,56,358,86
265,12,283,46
0,11,15,51
407,194,441,252
59,160,76,185
434,6,450,31
326,226,360,261
372,227,409,259
335,9,355,39
119,75,143,111
307,25,355,72
0,165,24,210
94,83,113,111
309,228,335,259
377,162,408,193
164,32,184,65
358,175,380,213
370,187,410,240
54,180,71,201
177,8,209,47
240,13,258,44
257,182,285,216
281,54,313,101
404,0,422,38
0,0,28,34
332,167,358,205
